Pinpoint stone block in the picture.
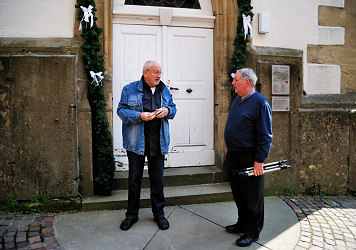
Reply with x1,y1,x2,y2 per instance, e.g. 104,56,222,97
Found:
0,55,79,199
16,241,28,248
306,63,341,94
318,26,345,45
307,45,356,65
319,6,356,28
28,235,41,244
345,28,356,46
320,0,345,7
350,111,356,192
298,110,349,194
341,66,356,93
345,0,356,9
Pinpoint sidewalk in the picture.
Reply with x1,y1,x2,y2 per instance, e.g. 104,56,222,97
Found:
54,196,299,250
1,195,356,249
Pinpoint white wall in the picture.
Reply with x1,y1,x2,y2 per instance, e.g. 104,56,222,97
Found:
251,0,345,94
0,0,76,38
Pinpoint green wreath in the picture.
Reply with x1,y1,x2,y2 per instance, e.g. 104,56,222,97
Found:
229,0,254,102
76,0,115,196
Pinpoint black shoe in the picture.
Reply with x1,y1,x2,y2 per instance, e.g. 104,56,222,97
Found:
154,216,169,230
120,218,138,231
225,224,245,234
236,234,259,247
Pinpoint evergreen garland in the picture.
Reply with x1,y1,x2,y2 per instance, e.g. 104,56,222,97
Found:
76,0,115,195
229,0,253,101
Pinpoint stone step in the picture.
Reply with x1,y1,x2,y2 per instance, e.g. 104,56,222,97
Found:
113,166,224,190
82,182,233,211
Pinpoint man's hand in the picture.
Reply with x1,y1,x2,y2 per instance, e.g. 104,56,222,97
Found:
253,162,264,176
140,112,156,121
155,107,169,118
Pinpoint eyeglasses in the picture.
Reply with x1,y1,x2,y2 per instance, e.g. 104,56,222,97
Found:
147,70,162,76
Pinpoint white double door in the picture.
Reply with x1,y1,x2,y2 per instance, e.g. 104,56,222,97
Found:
113,24,214,168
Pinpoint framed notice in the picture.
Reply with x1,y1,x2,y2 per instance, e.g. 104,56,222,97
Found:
272,65,290,95
272,96,290,112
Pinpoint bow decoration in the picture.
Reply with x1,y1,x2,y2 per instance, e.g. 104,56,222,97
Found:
79,5,94,31
242,14,253,40
90,71,104,86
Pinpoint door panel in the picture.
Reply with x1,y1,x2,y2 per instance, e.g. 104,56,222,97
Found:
113,24,214,169
113,24,162,170
167,27,214,167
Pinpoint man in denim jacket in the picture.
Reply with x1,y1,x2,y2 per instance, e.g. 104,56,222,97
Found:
117,61,176,231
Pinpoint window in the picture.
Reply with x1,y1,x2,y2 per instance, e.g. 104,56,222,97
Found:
124,0,201,9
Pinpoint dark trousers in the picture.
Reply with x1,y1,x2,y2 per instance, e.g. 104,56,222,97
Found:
126,151,165,220
226,151,264,237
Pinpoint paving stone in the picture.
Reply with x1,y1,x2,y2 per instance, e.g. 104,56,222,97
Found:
298,241,310,248
344,236,356,243
313,231,323,237
16,236,27,243
4,241,15,249
42,232,54,238
4,236,14,243
312,239,324,248
28,232,39,237
29,222,40,227
29,242,43,249
300,235,311,242
324,233,334,240
41,227,53,234
335,239,346,246
334,233,344,240
29,226,40,232
294,246,307,250
16,241,28,248
28,235,41,244
44,217,54,223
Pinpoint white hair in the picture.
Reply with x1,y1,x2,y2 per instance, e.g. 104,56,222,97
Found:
143,60,158,71
235,68,258,87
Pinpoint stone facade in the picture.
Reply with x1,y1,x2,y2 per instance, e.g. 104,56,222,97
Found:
0,0,355,200
0,39,83,200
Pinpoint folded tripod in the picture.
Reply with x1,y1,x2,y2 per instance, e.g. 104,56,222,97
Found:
238,160,291,177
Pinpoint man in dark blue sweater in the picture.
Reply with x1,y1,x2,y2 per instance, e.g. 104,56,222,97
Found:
224,68,272,247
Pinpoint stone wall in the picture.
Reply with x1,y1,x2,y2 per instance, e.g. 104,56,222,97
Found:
246,46,303,196
0,38,92,200
246,45,356,195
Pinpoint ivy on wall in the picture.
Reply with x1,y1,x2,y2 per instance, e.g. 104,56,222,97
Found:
76,0,115,196
229,0,254,101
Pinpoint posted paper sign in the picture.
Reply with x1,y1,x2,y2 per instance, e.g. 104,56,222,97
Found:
272,65,290,95
272,96,290,112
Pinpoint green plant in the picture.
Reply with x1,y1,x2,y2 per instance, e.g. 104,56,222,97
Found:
76,0,115,195
229,0,254,103
1,195,20,212
284,188,299,196
40,193,51,204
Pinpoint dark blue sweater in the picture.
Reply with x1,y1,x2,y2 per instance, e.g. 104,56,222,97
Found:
224,92,273,163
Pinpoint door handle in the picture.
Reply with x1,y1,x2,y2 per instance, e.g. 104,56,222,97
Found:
170,87,179,90
186,88,193,93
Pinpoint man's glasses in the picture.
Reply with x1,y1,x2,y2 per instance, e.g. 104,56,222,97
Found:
147,70,162,76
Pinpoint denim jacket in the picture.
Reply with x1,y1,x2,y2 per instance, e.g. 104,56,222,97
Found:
117,79,177,155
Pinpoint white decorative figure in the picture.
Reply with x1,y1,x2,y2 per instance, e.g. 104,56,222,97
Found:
242,14,253,40
79,5,94,31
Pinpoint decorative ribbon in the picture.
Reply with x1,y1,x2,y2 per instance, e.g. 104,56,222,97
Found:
90,71,104,86
79,5,94,31
242,14,253,40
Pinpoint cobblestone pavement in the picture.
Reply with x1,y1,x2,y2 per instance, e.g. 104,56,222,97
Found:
281,195,356,250
0,213,61,250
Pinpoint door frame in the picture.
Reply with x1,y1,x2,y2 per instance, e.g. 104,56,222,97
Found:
112,0,215,170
